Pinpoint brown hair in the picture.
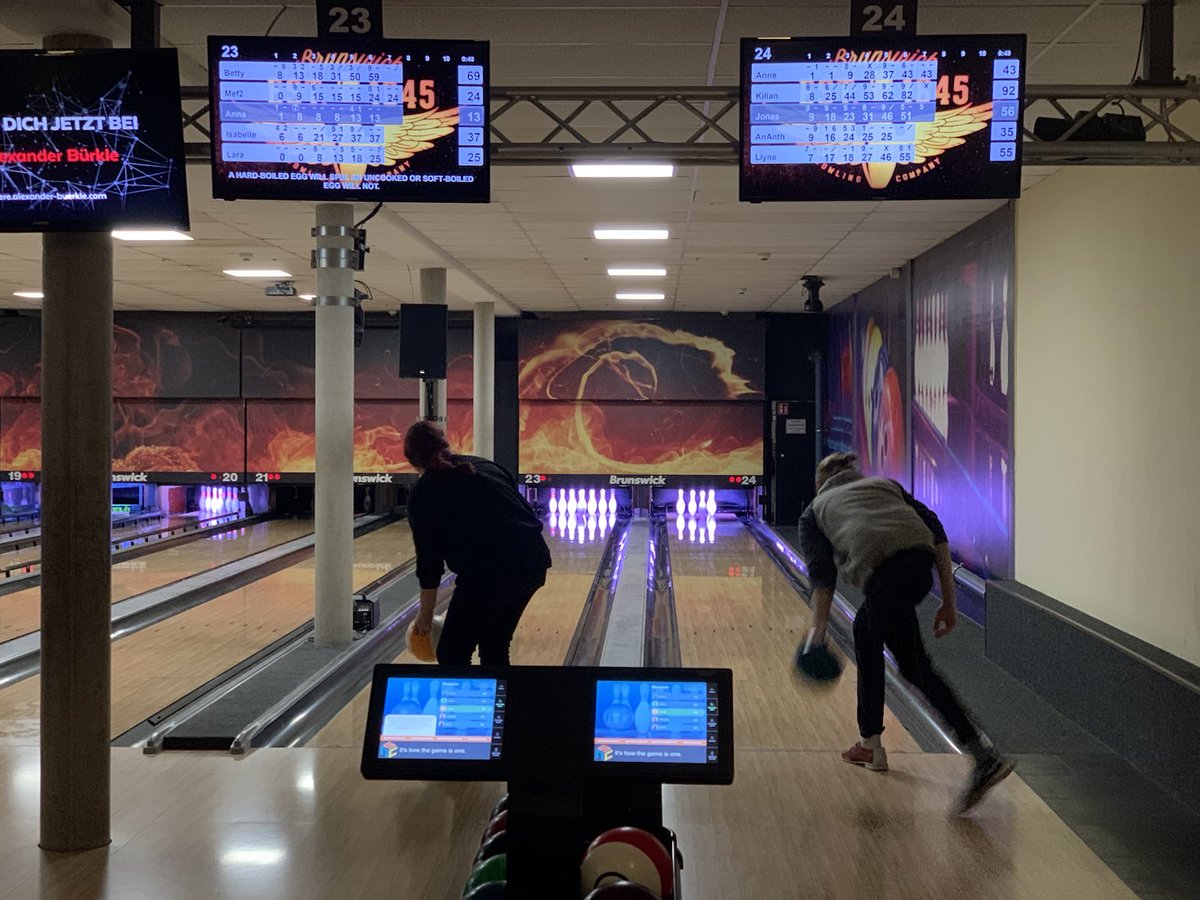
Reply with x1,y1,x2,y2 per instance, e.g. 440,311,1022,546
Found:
815,451,859,492
403,420,474,475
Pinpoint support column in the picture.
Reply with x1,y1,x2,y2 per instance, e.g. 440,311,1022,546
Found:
472,301,495,458
313,204,355,646
39,29,114,855
419,267,448,425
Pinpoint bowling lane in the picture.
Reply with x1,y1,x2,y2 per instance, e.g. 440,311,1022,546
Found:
669,517,920,752
0,520,414,744
0,511,200,571
0,517,315,645
308,512,612,748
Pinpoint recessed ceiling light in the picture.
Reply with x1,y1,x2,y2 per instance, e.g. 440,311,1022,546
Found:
571,163,675,179
223,268,293,278
594,228,669,241
298,293,316,301
112,229,193,242
12,291,43,299
607,266,667,277
615,292,666,301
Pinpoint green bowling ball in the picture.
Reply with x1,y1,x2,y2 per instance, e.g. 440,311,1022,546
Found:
463,853,507,896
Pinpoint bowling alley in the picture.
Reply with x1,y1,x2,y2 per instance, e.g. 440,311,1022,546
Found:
1,1,1198,898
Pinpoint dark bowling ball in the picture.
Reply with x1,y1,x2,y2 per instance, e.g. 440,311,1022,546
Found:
583,882,662,899
463,881,506,899
490,793,508,818
793,628,843,685
475,830,508,864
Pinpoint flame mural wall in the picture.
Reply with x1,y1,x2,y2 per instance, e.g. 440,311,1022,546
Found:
518,319,765,475
0,314,475,476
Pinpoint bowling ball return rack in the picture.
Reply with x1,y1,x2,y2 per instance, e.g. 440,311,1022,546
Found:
362,665,734,897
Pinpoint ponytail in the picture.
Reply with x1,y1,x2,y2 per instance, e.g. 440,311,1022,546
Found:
404,420,474,475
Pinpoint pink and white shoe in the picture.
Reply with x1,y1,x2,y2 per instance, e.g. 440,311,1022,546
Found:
841,741,889,772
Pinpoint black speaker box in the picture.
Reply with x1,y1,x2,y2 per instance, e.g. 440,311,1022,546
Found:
398,303,448,378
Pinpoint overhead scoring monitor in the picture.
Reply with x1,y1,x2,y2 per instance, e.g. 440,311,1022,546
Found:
208,36,488,202
740,35,1026,202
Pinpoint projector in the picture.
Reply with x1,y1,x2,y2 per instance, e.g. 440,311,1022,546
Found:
265,281,297,297
1033,113,1146,142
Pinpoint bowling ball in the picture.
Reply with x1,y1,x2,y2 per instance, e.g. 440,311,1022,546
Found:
462,853,506,896
602,702,634,731
406,613,445,663
475,830,508,864
490,793,508,818
583,883,661,900
480,810,507,845
581,841,662,896
587,828,673,898
793,628,843,685
463,882,506,900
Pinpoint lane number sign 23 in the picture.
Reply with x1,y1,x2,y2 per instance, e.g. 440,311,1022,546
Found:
316,0,383,38
851,1,917,35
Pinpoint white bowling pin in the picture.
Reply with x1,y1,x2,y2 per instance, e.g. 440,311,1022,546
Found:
633,684,651,736
698,527,706,545
558,511,568,534
598,489,606,515
599,513,608,539
706,489,717,516
609,490,617,514
675,488,685,516
707,515,717,543
587,488,597,516
549,488,558,516
687,489,697,517
567,488,577,516
587,515,596,543
608,511,616,531
567,515,576,540
687,517,697,542
676,514,685,541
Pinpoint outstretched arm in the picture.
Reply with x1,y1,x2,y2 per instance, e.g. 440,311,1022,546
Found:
798,505,837,642
932,542,958,638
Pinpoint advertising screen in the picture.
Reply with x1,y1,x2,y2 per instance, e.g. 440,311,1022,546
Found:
740,34,1025,201
0,48,189,232
208,36,488,202
594,679,719,765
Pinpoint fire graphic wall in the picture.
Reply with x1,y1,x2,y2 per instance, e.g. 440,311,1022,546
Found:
912,208,1013,578
113,400,244,472
518,319,765,475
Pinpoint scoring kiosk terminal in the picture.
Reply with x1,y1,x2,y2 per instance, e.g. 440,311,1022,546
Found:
361,665,735,896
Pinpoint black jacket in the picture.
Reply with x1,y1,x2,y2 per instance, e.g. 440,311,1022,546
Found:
408,455,551,589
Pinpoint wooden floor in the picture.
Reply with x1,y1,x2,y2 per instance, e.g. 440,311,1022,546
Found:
0,746,1133,899
308,517,607,748
0,518,315,644
0,520,413,743
670,519,920,752
0,512,197,572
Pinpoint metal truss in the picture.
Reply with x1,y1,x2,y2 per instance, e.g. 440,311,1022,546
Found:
181,80,1200,166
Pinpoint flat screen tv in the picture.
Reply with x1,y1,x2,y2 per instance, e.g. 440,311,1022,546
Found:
208,36,488,203
740,34,1026,202
0,48,189,232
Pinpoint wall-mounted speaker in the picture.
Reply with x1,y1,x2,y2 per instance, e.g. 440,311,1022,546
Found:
398,304,448,378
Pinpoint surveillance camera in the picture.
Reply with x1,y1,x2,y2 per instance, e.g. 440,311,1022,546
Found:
801,275,825,313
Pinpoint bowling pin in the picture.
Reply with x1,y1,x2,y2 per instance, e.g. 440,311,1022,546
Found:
633,684,651,736
598,512,608,539
567,488,577,516
707,514,717,543
687,489,697,517
698,526,706,545
567,515,576,540
598,488,606,515
608,510,616,532
675,488,685,516
609,490,617,514
549,488,558,516
706,489,717,516
676,513,685,541
687,517,697,542
587,488,597,516
558,510,568,535
587,514,596,543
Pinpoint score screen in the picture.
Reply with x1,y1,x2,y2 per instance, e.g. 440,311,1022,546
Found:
594,680,718,765
377,677,504,761
740,35,1025,201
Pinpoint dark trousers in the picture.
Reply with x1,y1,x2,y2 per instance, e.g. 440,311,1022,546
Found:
853,549,979,747
436,567,548,666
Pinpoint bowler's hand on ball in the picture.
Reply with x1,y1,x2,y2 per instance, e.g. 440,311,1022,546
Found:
933,604,957,638
414,606,434,636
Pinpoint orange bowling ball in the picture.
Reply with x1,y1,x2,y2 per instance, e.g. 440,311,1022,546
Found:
406,613,444,662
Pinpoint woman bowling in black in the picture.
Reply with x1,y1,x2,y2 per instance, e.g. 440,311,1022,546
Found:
404,420,551,665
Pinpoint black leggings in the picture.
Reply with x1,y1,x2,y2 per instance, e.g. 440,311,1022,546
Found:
853,549,979,746
436,568,548,666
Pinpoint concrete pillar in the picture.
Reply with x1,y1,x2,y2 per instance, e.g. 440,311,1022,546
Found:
473,302,495,458
39,29,114,855
312,204,356,646
418,267,448,425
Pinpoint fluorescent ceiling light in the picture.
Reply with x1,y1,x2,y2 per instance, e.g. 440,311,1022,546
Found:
607,266,667,277
112,229,192,242
298,293,317,301
223,268,292,278
571,162,675,178
615,292,666,301
593,228,669,241
12,291,43,299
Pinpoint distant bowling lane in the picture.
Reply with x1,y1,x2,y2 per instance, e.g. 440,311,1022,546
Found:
308,512,611,748
0,520,414,743
0,517,315,645
669,517,920,752
0,511,200,571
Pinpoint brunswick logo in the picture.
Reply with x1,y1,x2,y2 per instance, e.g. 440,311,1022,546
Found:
825,102,994,190
609,475,666,486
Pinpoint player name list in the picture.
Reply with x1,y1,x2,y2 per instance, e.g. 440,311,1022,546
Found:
215,60,486,168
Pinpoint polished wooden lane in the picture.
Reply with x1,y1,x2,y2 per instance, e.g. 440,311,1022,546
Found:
0,518,316,644
0,521,413,743
669,518,921,752
0,747,1132,899
0,512,198,570
308,515,608,748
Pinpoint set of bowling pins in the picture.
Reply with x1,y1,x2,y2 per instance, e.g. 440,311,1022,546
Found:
198,485,239,517
915,289,949,439
547,487,618,520
673,488,717,518
549,507,617,544
676,510,717,545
